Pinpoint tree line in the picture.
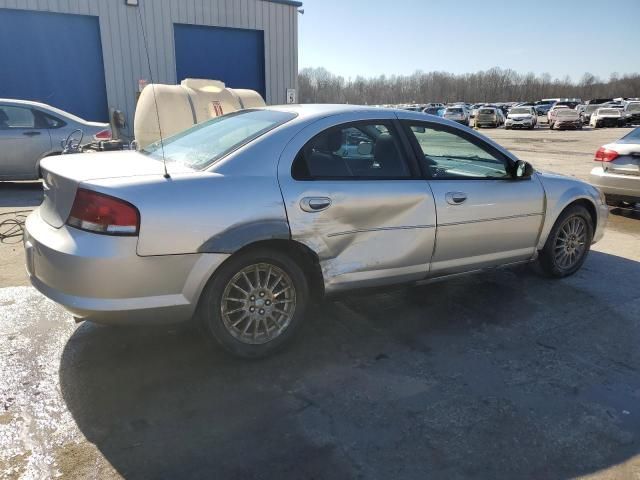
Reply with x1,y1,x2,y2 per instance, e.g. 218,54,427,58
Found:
298,67,640,105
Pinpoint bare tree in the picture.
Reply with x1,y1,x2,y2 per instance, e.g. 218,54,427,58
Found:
298,67,640,104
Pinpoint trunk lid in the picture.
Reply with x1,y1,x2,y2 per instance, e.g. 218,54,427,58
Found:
38,150,193,228
605,143,640,177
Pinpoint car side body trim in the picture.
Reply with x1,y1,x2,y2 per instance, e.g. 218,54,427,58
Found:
327,224,436,237
438,212,543,228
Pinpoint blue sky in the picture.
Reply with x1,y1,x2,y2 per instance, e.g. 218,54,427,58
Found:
298,0,639,81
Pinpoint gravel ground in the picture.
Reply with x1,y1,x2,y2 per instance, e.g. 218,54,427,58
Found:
1,123,639,479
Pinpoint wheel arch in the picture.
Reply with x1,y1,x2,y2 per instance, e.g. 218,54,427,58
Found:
199,238,325,307
537,195,598,250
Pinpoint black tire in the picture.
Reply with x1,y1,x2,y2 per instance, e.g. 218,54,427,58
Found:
198,248,309,358
537,205,594,278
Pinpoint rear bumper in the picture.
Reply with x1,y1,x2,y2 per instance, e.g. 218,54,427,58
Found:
590,167,640,201
596,118,625,127
554,121,581,129
24,210,229,325
505,121,533,128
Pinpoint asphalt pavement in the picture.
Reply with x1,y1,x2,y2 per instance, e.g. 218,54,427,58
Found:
1,124,640,479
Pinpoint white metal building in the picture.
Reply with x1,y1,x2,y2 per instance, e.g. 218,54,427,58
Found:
0,0,301,133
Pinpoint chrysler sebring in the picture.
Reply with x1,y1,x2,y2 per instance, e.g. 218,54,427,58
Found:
24,105,608,357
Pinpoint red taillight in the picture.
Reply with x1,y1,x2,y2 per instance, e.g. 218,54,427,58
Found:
94,129,112,140
67,189,139,235
594,147,619,162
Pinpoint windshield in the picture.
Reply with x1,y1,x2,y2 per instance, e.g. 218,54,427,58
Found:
598,109,620,116
142,109,296,169
627,103,640,112
586,105,601,113
510,108,530,114
557,110,577,117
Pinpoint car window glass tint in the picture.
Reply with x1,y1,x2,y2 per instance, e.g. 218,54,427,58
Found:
43,113,64,128
409,125,509,180
0,106,35,129
293,123,411,179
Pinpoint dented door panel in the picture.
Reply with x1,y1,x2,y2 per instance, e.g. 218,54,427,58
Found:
277,111,437,293
281,180,436,292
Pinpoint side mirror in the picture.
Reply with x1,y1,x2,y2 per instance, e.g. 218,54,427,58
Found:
514,160,534,179
357,142,373,155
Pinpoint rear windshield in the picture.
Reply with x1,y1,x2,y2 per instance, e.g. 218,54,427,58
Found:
446,108,463,114
619,127,640,144
510,108,530,114
479,108,495,114
598,109,620,116
142,109,296,169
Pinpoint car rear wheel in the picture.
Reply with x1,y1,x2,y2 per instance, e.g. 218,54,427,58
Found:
199,248,309,358
537,205,593,278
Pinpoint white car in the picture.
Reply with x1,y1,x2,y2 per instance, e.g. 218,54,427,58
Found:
590,108,626,128
505,107,537,130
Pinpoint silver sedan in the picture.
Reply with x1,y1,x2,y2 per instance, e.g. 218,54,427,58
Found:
590,127,640,206
24,105,608,358
0,99,111,181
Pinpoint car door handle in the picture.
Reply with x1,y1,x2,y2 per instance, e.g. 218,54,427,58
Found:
445,192,467,205
23,131,41,137
300,197,331,212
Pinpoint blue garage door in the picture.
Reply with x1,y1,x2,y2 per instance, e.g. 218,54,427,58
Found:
0,9,108,121
174,24,266,98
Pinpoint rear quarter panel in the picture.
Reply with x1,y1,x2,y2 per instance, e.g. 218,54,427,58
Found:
84,171,289,257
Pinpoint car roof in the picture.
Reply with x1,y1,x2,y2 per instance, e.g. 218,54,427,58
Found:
0,97,88,123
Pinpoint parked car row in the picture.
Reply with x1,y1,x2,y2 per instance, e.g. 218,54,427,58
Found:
387,97,640,130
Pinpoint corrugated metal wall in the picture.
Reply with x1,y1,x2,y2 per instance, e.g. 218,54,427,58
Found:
0,0,298,132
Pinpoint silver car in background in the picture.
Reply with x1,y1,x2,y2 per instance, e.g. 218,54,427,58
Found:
442,106,469,125
590,127,640,206
24,105,607,358
0,99,111,181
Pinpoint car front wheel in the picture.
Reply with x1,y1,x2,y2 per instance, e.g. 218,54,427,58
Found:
199,248,309,358
537,205,593,278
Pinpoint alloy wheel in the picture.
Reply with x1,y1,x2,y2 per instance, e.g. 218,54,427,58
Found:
554,216,587,270
220,263,297,345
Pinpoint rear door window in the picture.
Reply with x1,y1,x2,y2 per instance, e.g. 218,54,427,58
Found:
292,122,412,180
0,106,35,129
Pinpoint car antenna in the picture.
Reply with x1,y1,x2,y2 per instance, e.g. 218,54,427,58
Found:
136,1,169,179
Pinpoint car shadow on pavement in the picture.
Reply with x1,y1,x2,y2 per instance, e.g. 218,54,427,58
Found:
609,204,640,221
0,181,43,208
59,251,640,480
